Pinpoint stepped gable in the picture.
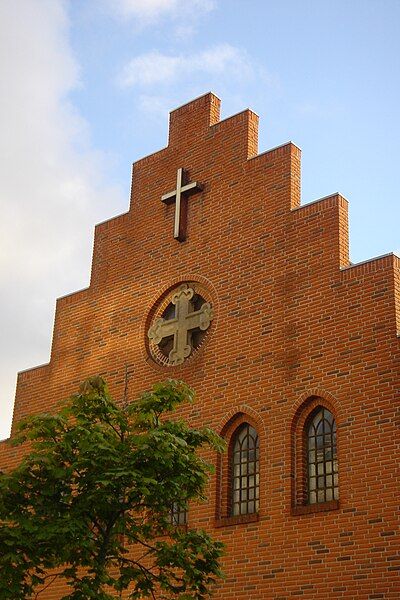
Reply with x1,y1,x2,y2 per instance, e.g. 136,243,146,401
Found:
1,93,399,600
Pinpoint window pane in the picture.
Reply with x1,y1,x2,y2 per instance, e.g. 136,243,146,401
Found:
325,411,334,425
170,503,187,526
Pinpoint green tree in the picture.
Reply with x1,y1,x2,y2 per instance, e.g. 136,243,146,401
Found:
0,377,225,600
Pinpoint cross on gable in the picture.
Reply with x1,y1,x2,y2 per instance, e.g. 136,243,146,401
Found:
147,284,213,365
161,168,203,242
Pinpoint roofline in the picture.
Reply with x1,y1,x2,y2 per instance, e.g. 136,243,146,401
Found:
169,91,222,114
340,252,396,270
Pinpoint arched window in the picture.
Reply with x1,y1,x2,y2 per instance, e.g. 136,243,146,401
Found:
306,407,338,504
231,423,259,516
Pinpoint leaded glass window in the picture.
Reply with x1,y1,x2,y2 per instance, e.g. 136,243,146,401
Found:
307,407,338,504
231,423,259,516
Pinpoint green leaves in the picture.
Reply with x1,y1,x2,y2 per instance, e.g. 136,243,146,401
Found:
0,378,224,599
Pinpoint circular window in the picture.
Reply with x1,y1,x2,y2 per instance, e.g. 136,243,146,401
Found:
147,282,214,367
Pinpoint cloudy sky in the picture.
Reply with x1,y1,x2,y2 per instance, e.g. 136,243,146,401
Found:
1,0,399,439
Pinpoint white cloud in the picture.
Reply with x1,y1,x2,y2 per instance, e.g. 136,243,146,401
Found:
121,52,182,86
137,93,175,116
295,101,342,119
0,1,124,439
118,44,254,88
106,0,214,23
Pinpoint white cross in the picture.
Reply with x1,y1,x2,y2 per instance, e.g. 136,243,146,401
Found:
161,168,203,242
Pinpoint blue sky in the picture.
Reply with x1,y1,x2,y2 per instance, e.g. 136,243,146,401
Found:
0,0,399,438
69,0,400,256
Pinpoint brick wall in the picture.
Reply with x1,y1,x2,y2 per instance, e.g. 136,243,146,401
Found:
1,92,399,599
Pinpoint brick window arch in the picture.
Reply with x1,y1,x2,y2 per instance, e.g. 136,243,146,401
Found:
216,411,262,526
292,396,340,515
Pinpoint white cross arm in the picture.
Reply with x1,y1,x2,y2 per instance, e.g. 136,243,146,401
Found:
148,318,177,344
185,303,213,331
161,181,202,204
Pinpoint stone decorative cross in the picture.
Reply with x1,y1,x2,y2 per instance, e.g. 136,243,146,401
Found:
161,168,203,242
148,284,213,365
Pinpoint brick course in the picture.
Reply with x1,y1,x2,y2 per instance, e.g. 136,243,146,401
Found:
1,92,399,599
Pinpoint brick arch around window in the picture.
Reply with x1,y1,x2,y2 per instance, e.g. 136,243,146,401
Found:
291,389,341,516
215,406,265,527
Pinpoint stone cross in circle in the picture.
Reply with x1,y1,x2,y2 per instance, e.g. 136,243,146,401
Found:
161,168,203,242
148,285,213,365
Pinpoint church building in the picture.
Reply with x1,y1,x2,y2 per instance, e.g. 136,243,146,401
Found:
1,93,399,598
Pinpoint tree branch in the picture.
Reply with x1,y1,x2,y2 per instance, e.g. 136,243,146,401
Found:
33,572,63,599
117,556,157,600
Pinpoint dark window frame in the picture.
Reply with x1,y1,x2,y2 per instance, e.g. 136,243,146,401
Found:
306,407,339,504
170,502,187,526
230,423,260,517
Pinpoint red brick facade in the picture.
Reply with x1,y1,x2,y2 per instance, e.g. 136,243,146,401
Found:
1,93,399,598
